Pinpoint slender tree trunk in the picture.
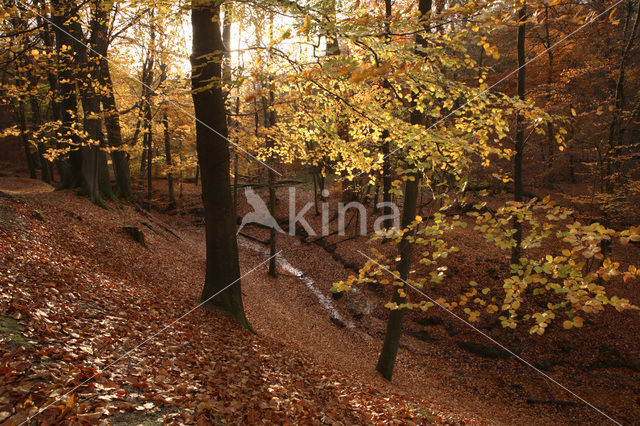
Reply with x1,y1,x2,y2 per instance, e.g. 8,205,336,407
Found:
544,5,555,162
265,15,278,277
375,0,431,382
511,4,526,266
381,131,392,229
312,169,319,215
17,104,37,179
145,106,153,202
24,41,53,184
191,0,252,330
139,23,155,197
29,93,53,183
376,173,419,381
264,89,277,277
40,14,66,183
381,0,393,230
10,4,37,179
179,137,184,198
606,0,639,192
163,112,176,207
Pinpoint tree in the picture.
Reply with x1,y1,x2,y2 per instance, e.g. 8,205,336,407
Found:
191,0,252,330
511,2,526,266
92,0,133,200
375,0,431,382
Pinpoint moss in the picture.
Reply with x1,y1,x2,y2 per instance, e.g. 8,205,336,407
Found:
0,205,25,233
0,316,33,348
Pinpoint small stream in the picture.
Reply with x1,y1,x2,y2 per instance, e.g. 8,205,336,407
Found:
238,237,356,329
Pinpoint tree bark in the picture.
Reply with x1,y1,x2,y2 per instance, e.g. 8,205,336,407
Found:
381,0,393,230
28,90,53,183
265,15,278,277
163,112,176,207
606,0,639,192
511,4,526,266
191,0,252,330
17,103,37,179
375,0,431,382
72,18,112,204
51,0,82,190
92,0,133,200
264,84,277,277
376,173,419,381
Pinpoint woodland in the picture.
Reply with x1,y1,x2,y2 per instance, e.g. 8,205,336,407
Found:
1,0,640,424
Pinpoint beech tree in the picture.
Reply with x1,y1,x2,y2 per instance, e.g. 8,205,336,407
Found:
191,0,252,330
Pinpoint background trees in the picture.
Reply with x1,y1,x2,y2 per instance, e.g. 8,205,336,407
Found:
1,0,638,389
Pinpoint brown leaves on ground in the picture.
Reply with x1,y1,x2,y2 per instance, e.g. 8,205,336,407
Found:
0,189,452,425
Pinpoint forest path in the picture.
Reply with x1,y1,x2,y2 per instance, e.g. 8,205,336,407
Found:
0,176,54,195
184,222,572,425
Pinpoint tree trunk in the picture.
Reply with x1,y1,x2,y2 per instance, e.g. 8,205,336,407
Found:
606,0,639,192
232,99,240,218
139,23,155,199
265,15,278,277
191,0,252,330
145,107,153,202
29,93,53,183
72,18,112,204
376,173,419,381
92,1,132,200
381,0,393,231
511,4,526,266
51,0,82,190
17,103,37,179
544,5,555,162
163,112,176,207
375,0,431,382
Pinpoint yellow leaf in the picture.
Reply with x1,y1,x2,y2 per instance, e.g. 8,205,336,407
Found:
563,320,573,329
609,7,619,24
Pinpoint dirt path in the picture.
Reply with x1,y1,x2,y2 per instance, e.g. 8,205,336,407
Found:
0,176,54,195
181,224,602,425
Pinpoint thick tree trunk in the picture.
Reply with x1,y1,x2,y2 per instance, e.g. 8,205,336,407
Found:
191,0,252,330
72,19,112,204
93,1,132,200
51,0,82,189
511,4,526,266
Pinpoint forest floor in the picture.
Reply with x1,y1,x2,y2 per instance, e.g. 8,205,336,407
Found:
1,174,639,425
